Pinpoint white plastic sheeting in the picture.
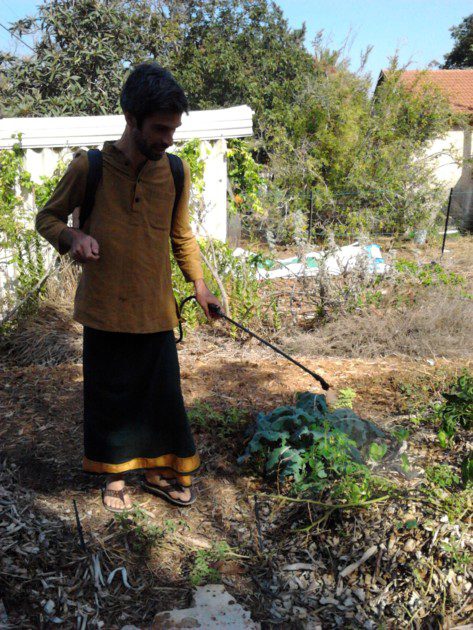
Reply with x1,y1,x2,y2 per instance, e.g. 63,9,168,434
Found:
233,242,387,280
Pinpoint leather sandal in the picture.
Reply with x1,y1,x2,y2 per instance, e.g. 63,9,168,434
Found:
141,476,196,507
101,484,132,514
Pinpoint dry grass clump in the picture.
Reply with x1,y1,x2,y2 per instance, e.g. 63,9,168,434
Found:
0,260,82,366
283,289,473,359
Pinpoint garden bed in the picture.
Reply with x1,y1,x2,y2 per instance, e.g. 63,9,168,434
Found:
0,237,471,628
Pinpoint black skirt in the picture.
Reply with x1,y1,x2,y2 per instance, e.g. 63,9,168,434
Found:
82,326,199,486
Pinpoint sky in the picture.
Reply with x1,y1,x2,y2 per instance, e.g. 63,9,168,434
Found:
0,0,471,90
276,0,472,88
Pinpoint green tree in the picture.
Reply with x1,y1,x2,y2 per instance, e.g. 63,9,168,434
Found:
168,0,314,145
0,0,179,116
0,0,314,150
442,14,473,69
259,55,455,240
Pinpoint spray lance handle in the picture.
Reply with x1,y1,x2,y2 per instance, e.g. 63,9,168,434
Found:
209,303,224,317
207,301,331,392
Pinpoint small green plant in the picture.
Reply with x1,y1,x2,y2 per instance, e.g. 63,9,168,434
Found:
189,541,231,586
162,518,188,534
188,403,247,439
392,427,410,444
420,484,471,521
331,468,394,503
114,507,164,553
436,371,473,446
395,518,419,531
401,454,410,474
461,455,473,487
405,519,419,530
330,387,357,410
394,259,465,287
369,442,388,462
441,540,472,575
425,464,461,489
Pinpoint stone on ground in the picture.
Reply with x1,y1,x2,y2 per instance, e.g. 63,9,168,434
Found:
151,585,260,629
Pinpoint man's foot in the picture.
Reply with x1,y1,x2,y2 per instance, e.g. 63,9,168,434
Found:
144,472,192,503
102,478,133,512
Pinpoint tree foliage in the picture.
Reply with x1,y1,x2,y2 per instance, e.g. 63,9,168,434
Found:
0,0,180,116
0,0,313,145
0,1,458,238
258,55,455,239
442,14,473,69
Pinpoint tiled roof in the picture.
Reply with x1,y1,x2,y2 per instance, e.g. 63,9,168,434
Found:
378,69,473,115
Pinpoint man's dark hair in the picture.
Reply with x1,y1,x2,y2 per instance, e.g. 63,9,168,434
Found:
120,63,189,127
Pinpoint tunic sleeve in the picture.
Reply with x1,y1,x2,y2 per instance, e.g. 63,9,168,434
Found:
170,158,204,282
35,150,88,255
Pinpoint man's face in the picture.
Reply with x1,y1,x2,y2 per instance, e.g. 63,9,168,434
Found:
128,111,182,161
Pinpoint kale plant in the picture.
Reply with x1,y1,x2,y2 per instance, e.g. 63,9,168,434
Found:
239,392,387,490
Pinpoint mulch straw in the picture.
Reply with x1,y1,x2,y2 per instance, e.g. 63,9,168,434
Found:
0,461,189,628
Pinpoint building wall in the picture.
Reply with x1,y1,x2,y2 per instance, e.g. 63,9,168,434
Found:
424,127,473,230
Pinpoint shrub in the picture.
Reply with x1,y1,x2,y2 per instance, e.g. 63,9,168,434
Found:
436,371,473,447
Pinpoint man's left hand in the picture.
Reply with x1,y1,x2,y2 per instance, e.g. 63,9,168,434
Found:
194,278,223,321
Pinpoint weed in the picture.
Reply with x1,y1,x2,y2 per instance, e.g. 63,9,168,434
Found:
425,464,461,489
369,442,388,462
391,427,410,444
420,485,472,522
461,455,473,487
440,540,472,575
189,541,231,586
405,519,419,530
188,403,247,439
331,468,395,503
330,387,357,410
400,454,410,474
394,259,465,287
114,507,164,553
435,371,473,446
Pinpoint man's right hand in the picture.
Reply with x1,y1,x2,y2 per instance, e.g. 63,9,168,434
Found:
60,227,100,263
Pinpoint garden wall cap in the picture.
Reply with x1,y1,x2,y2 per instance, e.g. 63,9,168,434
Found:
0,105,254,149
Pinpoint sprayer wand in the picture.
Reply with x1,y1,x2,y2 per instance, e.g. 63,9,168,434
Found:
176,295,330,391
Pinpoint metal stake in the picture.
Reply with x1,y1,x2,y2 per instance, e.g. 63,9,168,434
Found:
441,188,453,258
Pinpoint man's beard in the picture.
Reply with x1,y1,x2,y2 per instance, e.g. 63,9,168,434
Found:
134,131,166,161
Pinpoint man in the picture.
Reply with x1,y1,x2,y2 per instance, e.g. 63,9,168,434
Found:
35,63,221,512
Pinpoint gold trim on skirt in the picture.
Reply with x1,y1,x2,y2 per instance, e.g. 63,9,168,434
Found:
83,452,200,485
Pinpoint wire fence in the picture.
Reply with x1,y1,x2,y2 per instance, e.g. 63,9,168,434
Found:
235,186,473,247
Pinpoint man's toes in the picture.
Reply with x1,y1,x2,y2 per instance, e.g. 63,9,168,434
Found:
170,488,190,501
104,492,131,510
124,496,133,509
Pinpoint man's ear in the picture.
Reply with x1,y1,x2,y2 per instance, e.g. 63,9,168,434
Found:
124,111,137,128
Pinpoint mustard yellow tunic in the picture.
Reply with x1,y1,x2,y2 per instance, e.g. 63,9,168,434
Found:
35,141,203,333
